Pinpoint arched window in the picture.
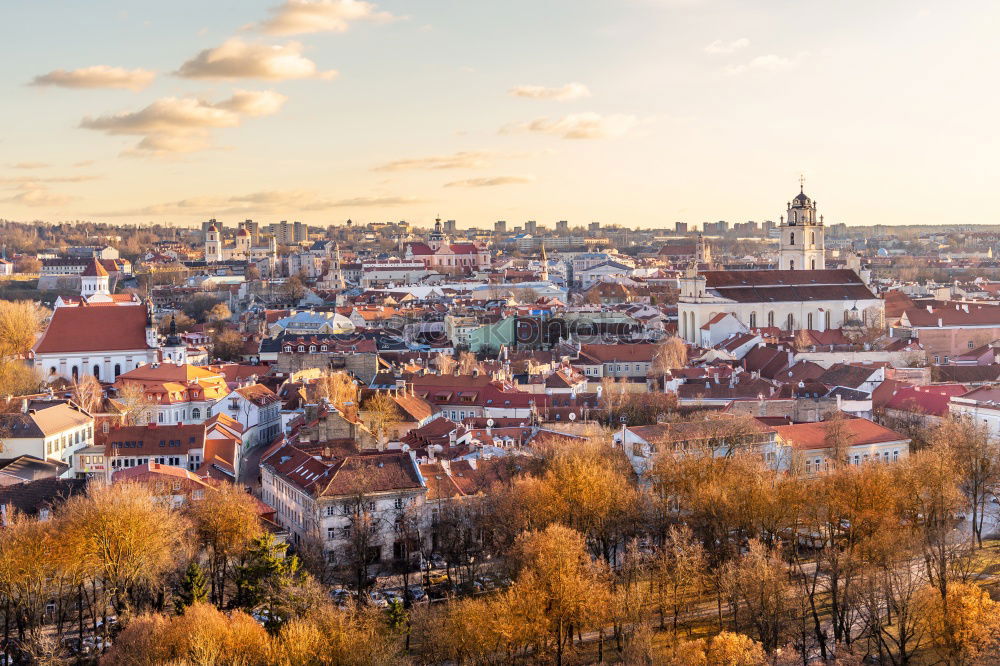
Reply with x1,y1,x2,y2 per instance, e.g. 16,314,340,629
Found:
749,312,757,328
192,408,201,420
309,345,317,353
71,366,79,380
787,313,794,331
284,346,292,352
789,232,795,246
810,259,816,270
767,311,775,328
789,260,795,271
811,232,816,246
807,313,814,329
114,363,121,378
297,345,305,352
93,365,100,379
49,367,56,376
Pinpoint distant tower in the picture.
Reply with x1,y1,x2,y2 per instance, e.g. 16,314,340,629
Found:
539,243,549,282
428,216,448,251
80,258,110,299
161,315,187,364
144,300,158,348
695,233,712,266
204,221,223,262
778,177,825,271
331,243,346,289
235,227,251,260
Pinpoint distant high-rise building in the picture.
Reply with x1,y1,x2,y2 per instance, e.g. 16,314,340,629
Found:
703,221,729,235
675,221,688,234
588,221,601,233
443,219,457,234
525,220,537,235
556,220,569,234
494,220,507,234
267,220,310,245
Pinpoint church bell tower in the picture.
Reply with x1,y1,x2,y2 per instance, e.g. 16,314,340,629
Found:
778,176,825,271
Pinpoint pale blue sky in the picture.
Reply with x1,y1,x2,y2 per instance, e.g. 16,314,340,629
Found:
0,0,994,228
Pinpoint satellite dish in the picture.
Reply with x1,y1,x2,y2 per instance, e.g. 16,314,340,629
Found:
486,418,495,427
568,412,577,421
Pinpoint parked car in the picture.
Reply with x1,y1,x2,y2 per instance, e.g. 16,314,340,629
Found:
477,575,497,591
368,590,390,608
405,585,428,603
429,553,447,569
427,572,449,585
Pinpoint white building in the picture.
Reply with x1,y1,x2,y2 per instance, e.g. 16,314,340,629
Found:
212,383,282,450
0,400,94,475
33,261,161,382
261,442,427,564
677,185,883,343
204,222,277,264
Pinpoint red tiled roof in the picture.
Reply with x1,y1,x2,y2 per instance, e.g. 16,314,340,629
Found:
34,304,151,354
883,384,967,416
773,418,907,451
82,258,109,277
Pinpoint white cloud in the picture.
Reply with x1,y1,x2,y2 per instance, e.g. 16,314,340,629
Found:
31,66,155,91
508,82,591,101
703,38,750,55
374,151,500,172
176,38,336,80
2,183,75,207
259,0,394,35
80,90,287,155
10,162,49,169
502,112,638,140
94,190,425,217
725,53,798,75
444,176,535,188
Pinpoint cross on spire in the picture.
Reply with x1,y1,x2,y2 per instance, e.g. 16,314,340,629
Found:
799,174,805,192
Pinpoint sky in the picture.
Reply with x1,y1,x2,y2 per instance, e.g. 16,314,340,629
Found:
0,0,995,229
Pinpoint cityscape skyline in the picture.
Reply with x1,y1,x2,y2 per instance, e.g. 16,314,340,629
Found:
2,0,993,227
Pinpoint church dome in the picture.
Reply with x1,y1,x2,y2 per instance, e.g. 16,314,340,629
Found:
237,228,250,237
793,191,811,205
207,223,218,233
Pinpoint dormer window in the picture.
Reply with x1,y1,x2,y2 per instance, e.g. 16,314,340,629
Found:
297,345,305,352
309,345,316,353
284,346,292,353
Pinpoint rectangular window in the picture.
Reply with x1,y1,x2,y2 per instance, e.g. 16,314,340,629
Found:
394,498,404,510
327,527,335,540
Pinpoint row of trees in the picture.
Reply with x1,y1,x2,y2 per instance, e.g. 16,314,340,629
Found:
5,412,1000,664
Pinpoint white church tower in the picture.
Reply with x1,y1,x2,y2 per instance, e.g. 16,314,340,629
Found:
204,221,223,262
80,258,110,300
778,177,825,271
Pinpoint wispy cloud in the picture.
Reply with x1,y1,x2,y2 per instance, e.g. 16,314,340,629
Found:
725,53,801,75
444,176,535,188
9,162,49,169
80,90,287,156
374,151,501,172
176,38,336,80
258,0,394,35
501,112,638,139
508,82,591,101
94,189,425,217
31,66,155,91
1,183,76,207
703,38,749,55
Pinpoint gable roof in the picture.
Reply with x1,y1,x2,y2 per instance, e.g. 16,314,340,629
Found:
773,418,908,451
35,303,152,354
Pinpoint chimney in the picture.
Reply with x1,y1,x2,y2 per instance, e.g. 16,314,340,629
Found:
20,398,28,414
938,318,943,328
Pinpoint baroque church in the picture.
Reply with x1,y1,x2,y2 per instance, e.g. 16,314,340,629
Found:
677,184,883,343
204,221,277,263
32,259,182,382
